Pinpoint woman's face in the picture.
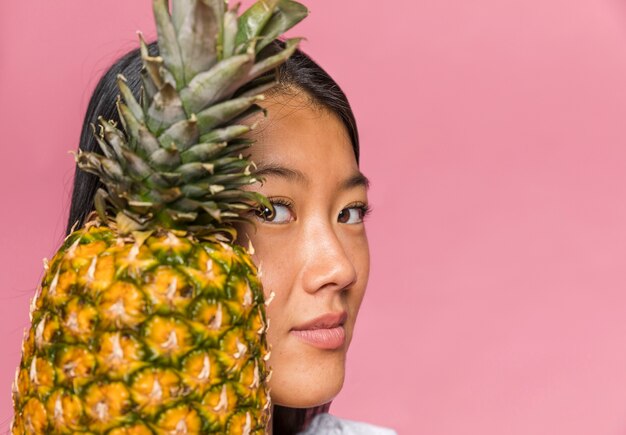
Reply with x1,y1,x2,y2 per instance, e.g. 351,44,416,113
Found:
236,90,370,408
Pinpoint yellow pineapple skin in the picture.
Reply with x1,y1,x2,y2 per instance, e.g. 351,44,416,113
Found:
12,223,270,434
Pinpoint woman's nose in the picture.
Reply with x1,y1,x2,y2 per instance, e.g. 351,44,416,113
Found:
299,222,357,294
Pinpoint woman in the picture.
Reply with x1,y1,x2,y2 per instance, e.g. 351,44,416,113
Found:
67,40,395,435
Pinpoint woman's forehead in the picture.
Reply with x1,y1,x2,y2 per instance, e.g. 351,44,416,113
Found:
249,96,352,154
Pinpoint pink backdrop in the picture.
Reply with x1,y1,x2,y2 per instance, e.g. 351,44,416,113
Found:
3,1,626,433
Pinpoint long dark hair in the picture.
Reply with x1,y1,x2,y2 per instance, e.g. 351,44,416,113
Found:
66,40,359,435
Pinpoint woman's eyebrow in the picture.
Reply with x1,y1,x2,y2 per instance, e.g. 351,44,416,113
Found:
342,172,370,191
254,163,370,190
254,164,309,185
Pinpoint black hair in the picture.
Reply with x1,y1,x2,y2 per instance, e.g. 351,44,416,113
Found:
65,40,359,434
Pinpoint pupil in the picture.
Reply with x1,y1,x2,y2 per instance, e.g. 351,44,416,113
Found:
257,206,274,220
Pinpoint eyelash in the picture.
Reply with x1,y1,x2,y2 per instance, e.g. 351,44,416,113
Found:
269,197,294,208
343,201,372,223
254,198,372,224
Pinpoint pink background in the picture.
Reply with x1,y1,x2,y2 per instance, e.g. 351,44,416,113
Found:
3,1,626,433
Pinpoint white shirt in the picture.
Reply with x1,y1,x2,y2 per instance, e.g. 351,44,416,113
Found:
298,413,398,435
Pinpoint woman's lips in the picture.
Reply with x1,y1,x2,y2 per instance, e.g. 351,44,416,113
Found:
290,326,346,350
290,311,347,350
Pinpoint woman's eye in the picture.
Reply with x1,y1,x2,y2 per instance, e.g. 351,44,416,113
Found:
338,206,368,224
254,203,294,224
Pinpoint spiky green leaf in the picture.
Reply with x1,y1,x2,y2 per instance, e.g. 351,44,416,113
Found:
257,0,308,52
222,6,239,59
175,0,219,80
196,95,264,134
117,75,144,123
180,142,227,163
199,125,253,143
179,53,254,114
146,84,187,134
158,116,199,150
153,0,185,87
235,0,279,52
246,37,302,82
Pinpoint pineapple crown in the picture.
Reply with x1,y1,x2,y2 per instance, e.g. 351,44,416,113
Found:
75,0,308,240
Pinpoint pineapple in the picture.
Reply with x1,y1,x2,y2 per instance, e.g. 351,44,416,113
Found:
11,0,307,433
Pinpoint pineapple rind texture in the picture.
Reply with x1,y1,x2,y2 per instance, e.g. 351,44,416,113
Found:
13,224,270,434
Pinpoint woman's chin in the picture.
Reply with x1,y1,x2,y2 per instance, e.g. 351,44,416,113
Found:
272,391,341,409
269,362,346,408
